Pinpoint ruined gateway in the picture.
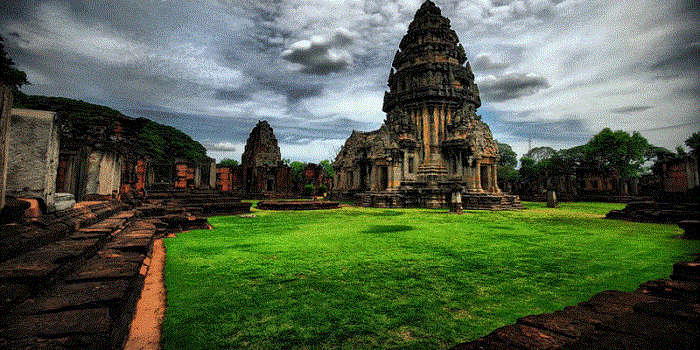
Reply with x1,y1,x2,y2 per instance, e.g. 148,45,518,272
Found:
333,0,521,209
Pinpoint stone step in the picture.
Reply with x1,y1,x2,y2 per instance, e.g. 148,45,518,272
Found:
0,216,158,350
0,210,134,311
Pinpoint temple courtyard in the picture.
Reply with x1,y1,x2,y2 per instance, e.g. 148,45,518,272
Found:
161,202,698,349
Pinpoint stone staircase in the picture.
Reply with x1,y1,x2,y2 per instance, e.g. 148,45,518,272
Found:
0,203,159,349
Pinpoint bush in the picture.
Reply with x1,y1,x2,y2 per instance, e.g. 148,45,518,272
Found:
303,184,315,197
318,184,327,195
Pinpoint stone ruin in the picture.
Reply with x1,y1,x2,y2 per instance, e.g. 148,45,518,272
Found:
215,121,292,198
216,120,334,198
241,120,292,195
333,0,521,210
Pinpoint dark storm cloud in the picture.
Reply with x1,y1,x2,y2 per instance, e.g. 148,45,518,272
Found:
281,30,356,75
486,112,592,143
471,53,510,71
478,73,550,101
610,106,654,114
1,0,698,161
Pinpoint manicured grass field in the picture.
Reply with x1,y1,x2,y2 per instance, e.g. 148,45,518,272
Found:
162,202,698,349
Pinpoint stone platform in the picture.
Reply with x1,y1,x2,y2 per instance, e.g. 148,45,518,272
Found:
257,200,340,210
147,189,251,216
358,191,523,210
606,201,700,224
451,258,700,349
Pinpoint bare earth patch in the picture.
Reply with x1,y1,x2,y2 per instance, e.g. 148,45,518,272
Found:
124,238,166,350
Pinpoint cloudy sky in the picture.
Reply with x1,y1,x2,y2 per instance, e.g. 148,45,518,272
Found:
2,0,698,162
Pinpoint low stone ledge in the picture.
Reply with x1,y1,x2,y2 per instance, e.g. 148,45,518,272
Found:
257,200,340,210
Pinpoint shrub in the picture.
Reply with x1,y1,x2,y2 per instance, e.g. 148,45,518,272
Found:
303,184,315,197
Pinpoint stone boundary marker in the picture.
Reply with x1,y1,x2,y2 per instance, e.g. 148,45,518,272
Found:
452,258,699,349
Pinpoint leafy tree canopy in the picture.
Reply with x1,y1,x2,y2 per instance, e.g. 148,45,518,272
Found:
290,161,306,183
0,35,28,90
581,128,649,178
13,93,208,164
218,158,239,167
686,132,700,155
319,160,335,178
497,142,517,169
524,146,556,163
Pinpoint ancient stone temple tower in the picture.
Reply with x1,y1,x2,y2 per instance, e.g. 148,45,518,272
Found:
241,121,291,195
333,0,521,209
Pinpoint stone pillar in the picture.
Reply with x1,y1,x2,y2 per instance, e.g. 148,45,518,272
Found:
547,190,558,208
492,164,500,193
474,160,482,192
485,163,492,192
0,85,12,210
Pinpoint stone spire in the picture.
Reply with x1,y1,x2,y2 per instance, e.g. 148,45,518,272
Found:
241,120,282,168
383,0,480,115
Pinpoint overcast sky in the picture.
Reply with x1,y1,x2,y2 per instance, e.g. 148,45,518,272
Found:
2,0,698,162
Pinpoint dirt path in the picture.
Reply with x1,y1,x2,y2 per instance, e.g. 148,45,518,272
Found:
124,238,166,350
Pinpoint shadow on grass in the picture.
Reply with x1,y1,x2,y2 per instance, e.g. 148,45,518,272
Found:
364,225,414,234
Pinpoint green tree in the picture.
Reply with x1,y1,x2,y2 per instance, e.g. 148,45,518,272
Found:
319,160,335,178
685,132,700,155
218,158,239,167
497,142,518,182
303,184,315,196
518,157,540,182
290,161,306,183
0,35,28,91
583,128,650,178
524,146,556,163
497,142,517,169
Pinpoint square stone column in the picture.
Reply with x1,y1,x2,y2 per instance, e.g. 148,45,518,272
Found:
491,164,500,193
474,160,482,192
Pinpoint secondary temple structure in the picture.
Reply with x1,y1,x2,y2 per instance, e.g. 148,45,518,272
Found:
333,0,521,209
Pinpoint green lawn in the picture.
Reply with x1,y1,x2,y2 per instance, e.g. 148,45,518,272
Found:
162,202,698,349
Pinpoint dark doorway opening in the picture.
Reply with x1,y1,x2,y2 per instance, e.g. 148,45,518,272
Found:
380,166,389,191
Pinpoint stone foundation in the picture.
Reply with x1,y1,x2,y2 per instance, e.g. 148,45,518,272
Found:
257,201,340,210
354,189,523,210
606,201,700,224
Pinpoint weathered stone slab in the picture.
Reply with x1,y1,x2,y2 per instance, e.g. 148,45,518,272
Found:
0,282,31,309
1,308,111,339
67,257,141,282
671,261,700,281
482,324,571,349
104,236,152,254
2,334,110,350
13,280,130,314
633,299,699,323
0,239,100,280
517,306,601,338
636,278,699,303
593,312,697,349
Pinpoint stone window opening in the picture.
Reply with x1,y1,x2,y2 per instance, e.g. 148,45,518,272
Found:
408,157,415,173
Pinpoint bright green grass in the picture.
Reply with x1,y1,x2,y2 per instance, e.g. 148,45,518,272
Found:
162,202,698,349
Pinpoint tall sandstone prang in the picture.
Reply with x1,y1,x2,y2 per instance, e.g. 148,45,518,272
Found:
333,0,522,209
241,120,291,195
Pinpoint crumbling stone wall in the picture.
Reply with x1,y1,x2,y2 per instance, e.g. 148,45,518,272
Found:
6,109,59,211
